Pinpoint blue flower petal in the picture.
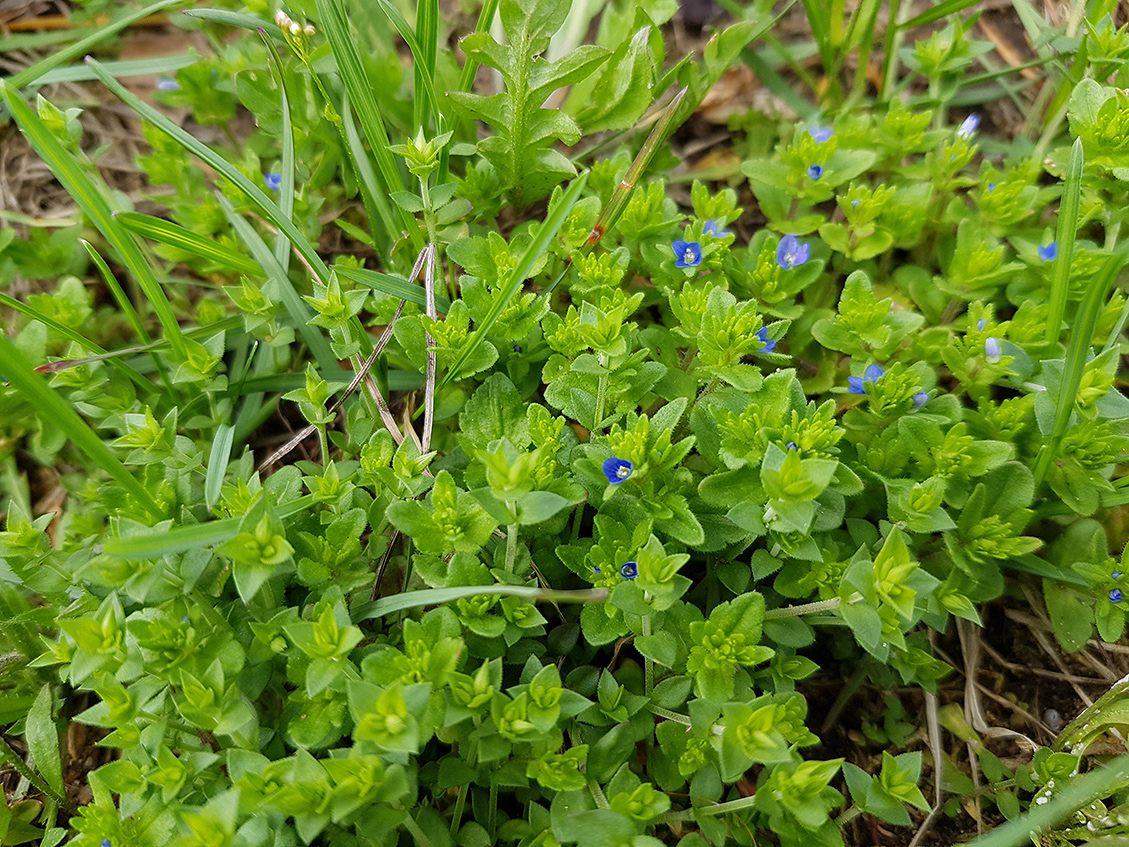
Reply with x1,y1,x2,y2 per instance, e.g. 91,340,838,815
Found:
912,391,928,411
1112,588,1123,604
602,457,633,485
672,239,702,268
808,126,832,144
265,172,282,192
847,376,866,395
621,562,638,579
1037,242,1058,262
807,164,824,180
957,113,981,137
704,220,730,238
755,327,776,354
985,337,1001,363
776,234,810,270
863,363,885,383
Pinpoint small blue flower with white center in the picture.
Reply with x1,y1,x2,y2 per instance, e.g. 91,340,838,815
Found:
985,337,1001,363
1038,242,1058,262
957,113,981,138
756,327,776,354
807,164,824,180
155,78,181,92
621,562,638,579
808,126,832,144
848,363,885,395
913,391,928,411
672,239,702,268
776,234,810,270
265,172,282,192
1112,588,1123,603
602,458,633,485
703,220,730,238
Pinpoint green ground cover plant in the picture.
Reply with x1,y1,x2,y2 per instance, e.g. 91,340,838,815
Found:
4,0,1129,845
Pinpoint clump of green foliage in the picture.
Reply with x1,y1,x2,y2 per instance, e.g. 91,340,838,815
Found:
3,2,1129,846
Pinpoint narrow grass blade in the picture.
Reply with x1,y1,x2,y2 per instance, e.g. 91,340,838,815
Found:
114,213,263,276
0,291,152,392
260,32,295,274
181,8,284,39
339,94,397,260
313,0,423,251
439,172,589,392
204,424,235,511
25,55,199,87
0,334,163,520
900,0,985,29
1033,243,1129,488
351,585,609,623
3,0,182,90
0,84,187,362
104,494,316,558
421,244,437,453
334,265,450,312
368,0,440,132
216,193,343,377
1045,137,1083,346
456,0,499,93
965,755,1129,847
85,58,333,287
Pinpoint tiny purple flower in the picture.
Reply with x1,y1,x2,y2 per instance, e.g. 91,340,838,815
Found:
977,319,986,331
181,616,189,623
756,327,776,354
776,234,810,270
957,113,981,138
1111,588,1123,604
592,566,601,574
850,198,860,208
1038,242,1058,262
786,442,797,451
985,337,1001,363
155,77,181,92
672,239,702,268
603,457,633,485
987,182,997,193
703,220,730,238
913,391,928,411
807,164,824,180
808,126,832,144
621,562,638,579
265,172,283,192
848,363,885,395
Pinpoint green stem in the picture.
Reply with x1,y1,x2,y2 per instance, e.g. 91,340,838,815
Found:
592,353,608,434
505,521,518,574
587,777,610,810
647,704,692,726
764,597,842,619
642,612,654,696
402,811,433,847
653,793,759,824
835,805,863,826
315,424,329,465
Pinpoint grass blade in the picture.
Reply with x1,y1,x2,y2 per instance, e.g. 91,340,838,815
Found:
367,0,440,132
0,84,187,362
439,172,589,392
1045,136,1083,346
204,424,235,511
456,0,499,93
85,58,333,287
3,0,182,90
114,212,264,276
260,32,295,275
339,94,397,260
900,0,985,29
313,0,423,250
0,334,163,520
334,265,450,312
351,585,608,623
181,8,283,39
24,55,199,87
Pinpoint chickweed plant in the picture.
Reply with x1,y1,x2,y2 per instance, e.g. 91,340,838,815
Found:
3,0,1129,845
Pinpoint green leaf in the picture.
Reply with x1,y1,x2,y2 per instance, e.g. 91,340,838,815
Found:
26,685,63,796
114,212,263,276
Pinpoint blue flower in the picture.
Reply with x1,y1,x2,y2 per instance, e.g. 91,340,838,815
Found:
180,616,189,623
850,198,860,208
987,182,997,193
602,457,633,484
592,566,601,574
703,220,730,238
672,239,702,268
1115,571,1123,579
1038,242,1058,262
776,234,810,270
102,841,112,847
808,126,832,144
155,78,181,92
913,391,928,411
621,562,638,579
848,363,885,395
786,441,797,451
957,113,980,138
756,327,776,354
807,164,824,180
1112,588,1123,604
265,172,282,192
985,337,1001,363
977,319,986,331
